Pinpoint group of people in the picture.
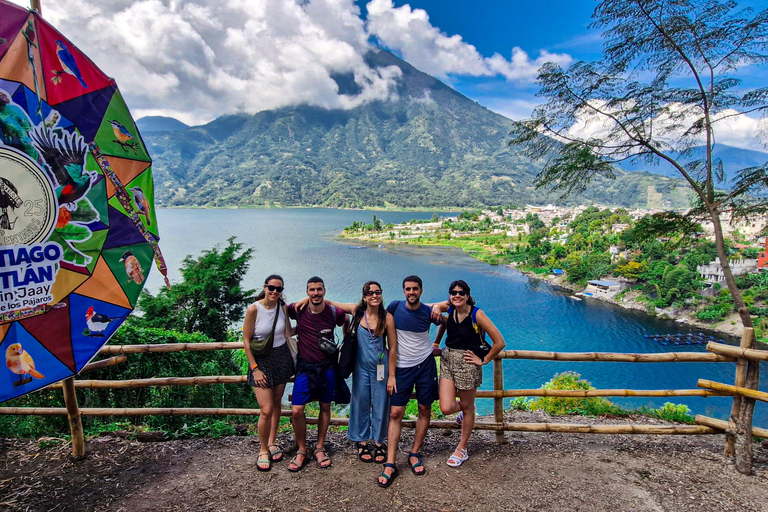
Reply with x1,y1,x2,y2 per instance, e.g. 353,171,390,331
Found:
241,274,505,487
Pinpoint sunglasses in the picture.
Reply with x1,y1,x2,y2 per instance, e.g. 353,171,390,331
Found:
266,285,284,293
449,289,467,296
364,290,383,296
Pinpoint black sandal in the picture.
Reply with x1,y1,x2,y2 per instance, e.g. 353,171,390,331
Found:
409,452,425,476
377,463,399,488
357,442,373,463
373,443,387,464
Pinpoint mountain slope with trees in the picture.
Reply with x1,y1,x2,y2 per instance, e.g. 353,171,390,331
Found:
145,49,689,209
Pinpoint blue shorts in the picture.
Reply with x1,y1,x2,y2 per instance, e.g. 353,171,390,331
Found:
292,366,337,406
390,354,439,407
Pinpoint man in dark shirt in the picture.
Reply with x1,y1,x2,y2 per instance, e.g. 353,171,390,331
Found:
286,276,348,471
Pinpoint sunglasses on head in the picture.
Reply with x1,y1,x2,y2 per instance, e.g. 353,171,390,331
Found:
364,290,383,296
449,289,467,296
266,285,284,293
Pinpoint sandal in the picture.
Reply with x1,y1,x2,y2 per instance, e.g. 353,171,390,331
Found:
408,452,425,476
377,463,399,488
447,448,469,468
268,444,284,463
257,452,272,472
288,450,309,472
373,443,387,464
315,450,332,469
357,442,373,463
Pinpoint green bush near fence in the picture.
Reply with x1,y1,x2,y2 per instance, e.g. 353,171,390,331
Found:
0,325,257,438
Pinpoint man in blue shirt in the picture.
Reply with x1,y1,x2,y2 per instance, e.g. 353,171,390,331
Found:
378,275,441,487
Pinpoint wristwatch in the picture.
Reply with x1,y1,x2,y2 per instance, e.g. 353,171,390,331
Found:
250,363,259,371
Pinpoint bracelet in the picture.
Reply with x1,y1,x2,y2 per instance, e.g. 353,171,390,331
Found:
250,363,259,370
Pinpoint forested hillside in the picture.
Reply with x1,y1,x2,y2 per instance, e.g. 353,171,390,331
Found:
144,49,690,209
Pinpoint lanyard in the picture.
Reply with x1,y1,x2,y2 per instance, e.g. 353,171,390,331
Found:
364,311,386,363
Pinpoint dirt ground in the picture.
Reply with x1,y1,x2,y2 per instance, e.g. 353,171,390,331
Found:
1,412,768,512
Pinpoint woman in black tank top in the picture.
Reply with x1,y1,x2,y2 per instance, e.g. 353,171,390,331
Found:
432,280,505,467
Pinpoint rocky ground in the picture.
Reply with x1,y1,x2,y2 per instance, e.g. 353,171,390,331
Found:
1,412,767,512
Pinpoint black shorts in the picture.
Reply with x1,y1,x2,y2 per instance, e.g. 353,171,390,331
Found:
390,354,439,407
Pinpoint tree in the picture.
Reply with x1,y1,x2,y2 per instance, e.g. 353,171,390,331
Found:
510,0,768,333
133,237,255,342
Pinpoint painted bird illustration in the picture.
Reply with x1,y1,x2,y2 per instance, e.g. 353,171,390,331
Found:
119,250,144,284
108,120,137,152
131,186,151,226
84,306,117,337
30,124,95,210
0,89,38,162
6,343,45,387
55,40,87,88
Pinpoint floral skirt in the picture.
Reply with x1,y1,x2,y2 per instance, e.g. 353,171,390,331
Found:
247,343,295,389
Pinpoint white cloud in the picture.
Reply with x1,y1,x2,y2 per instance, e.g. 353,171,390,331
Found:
483,98,541,121
564,101,768,155
366,0,571,81
7,0,572,124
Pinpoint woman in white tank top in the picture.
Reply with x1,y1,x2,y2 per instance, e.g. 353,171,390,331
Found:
242,274,295,472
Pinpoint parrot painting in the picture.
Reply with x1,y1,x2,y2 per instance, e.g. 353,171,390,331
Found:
119,250,144,284
55,40,87,88
131,186,151,226
0,89,38,161
84,306,117,337
30,124,95,209
5,343,44,387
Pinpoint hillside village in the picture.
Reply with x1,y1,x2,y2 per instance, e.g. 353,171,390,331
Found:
342,205,768,340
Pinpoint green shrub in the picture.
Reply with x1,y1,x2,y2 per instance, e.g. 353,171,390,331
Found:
529,372,625,416
0,326,257,438
507,397,531,411
404,399,444,420
641,402,694,424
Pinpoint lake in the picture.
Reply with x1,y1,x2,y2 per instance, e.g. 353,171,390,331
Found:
146,208,767,424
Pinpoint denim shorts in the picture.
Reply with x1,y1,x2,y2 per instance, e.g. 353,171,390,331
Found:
390,354,439,407
292,365,337,406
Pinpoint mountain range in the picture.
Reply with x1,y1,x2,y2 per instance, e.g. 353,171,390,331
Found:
140,49,694,210
616,145,768,187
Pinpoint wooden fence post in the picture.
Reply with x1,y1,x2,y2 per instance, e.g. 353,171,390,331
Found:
735,328,760,475
493,358,506,444
62,377,85,458
724,327,754,457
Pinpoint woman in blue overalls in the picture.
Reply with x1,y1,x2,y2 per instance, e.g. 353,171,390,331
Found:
326,281,396,464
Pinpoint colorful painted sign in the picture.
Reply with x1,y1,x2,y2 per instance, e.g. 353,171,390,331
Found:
0,0,166,403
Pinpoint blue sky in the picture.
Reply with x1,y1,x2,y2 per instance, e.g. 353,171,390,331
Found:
7,0,768,150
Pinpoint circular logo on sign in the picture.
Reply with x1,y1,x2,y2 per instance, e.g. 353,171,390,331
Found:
0,147,58,246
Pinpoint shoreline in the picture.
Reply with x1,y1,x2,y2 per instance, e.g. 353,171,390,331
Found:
515,268,744,339
339,233,744,340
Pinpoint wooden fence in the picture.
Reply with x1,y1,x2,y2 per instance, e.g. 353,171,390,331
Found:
1,328,765,474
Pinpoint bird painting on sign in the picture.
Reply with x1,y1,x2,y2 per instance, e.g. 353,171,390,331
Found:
30,123,99,267
0,89,38,161
5,343,45,387
84,306,117,337
22,20,42,116
52,40,87,88
131,186,151,226
109,120,138,153
119,249,144,285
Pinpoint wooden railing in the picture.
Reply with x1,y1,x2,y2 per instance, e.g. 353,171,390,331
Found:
1,328,765,473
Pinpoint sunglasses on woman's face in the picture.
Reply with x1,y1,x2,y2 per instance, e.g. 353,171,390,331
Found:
449,289,467,296
365,290,383,296
266,285,284,293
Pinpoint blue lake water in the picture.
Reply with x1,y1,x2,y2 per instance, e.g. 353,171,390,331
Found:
146,208,767,424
